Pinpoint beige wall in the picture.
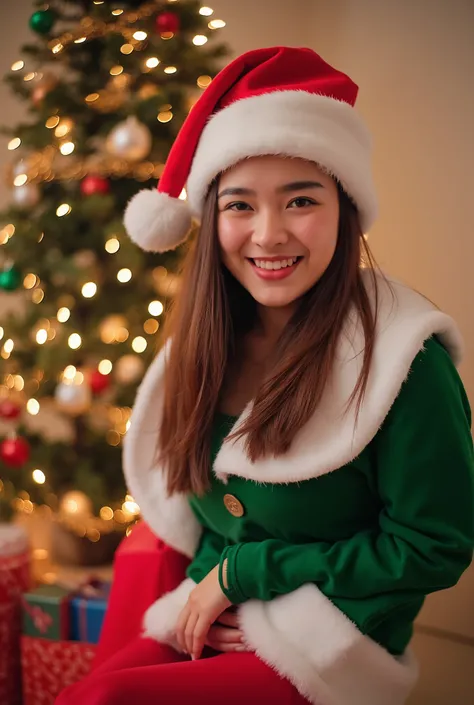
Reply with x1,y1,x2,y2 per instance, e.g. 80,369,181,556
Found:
0,1,34,208
308,0,474,397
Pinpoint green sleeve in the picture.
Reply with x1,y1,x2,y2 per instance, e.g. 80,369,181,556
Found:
218,338,474,626
186,527,226,583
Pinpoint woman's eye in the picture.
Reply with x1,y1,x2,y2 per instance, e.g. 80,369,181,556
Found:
225,201,252,211
288,197,317,209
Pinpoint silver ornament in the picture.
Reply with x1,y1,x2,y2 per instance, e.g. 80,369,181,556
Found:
12,183,40,209
106,116,152,162
55,380,92,416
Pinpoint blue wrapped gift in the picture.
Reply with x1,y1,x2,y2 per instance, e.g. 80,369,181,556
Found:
70,580,111,644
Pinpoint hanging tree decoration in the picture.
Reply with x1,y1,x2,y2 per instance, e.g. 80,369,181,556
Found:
115,354,145,385
0,263,22,292
106,117,152,162
0,400,22,421
155,11,181,36
81,175,111,197
29,8,57,36
31,72,59,107
0,435,31,468
55,379,92,416
12,183,41,210
89,369,111,396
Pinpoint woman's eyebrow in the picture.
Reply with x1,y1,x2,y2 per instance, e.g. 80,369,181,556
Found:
277,181,324,192
217,187,255,199
218,181,324,199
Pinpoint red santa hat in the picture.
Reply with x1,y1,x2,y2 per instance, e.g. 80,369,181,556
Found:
124,46,378,252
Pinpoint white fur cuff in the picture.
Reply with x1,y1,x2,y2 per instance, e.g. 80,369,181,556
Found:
142,577,196,651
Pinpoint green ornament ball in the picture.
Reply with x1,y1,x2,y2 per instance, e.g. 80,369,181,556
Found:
29,9,56,35
0,265,22,291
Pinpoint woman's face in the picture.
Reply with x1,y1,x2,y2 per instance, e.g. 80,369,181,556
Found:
217,156,340,309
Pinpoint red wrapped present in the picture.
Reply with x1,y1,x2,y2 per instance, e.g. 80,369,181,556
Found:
0,524,31,705
21,635,96,705
94,521,190,667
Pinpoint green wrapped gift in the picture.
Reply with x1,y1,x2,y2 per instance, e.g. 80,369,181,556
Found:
22,584,71,640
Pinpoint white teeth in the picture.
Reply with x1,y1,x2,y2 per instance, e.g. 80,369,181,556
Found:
253,257,298,270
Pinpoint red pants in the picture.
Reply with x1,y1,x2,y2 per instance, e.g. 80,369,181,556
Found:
55,636,309,705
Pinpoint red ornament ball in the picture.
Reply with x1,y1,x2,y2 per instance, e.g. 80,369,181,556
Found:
81,175,111,197
0,400,22,421
155,11,180,34
0,437,30,468
89,370,111,395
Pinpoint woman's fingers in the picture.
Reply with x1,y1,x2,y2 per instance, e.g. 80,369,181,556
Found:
192,615,211,661
216,610,240,628
206,624,247,652
207,625,244,643
185,611,200,657
175,604,191,653
206,638,248,652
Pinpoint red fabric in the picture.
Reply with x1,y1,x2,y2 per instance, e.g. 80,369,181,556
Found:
55,636,308,705
93,521,190,668
0,548,31,705
159,46,358,198
21,636,96,705
70,522,308,703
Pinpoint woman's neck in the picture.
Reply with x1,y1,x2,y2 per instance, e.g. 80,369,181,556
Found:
255,303,296,345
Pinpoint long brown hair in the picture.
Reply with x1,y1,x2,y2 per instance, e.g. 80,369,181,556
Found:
158,179,379,496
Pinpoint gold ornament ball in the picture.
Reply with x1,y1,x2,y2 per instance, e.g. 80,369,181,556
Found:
115,354,145,384
99,315,128,344
60,490,93,518
139,83,160,100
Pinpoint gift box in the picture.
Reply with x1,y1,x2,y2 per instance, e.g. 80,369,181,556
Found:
0,524,31,705
94,521,190,667
21,635,96,705
70,580,111,644
22,584,70,640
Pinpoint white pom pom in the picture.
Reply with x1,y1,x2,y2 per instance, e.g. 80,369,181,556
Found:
124,189,192,252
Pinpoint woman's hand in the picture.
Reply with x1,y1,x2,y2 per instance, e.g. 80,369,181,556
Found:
206,608,248,653
175,565,232,660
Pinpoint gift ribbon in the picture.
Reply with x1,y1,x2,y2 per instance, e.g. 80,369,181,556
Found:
21,597,53,634
65,577,107,643
77,597,89,642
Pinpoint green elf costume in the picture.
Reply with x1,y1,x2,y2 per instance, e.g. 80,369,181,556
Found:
122,47,474,705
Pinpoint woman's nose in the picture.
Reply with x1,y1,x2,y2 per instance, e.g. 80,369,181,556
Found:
251,209,289,248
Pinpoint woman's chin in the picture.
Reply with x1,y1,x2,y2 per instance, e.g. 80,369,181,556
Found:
249,288,301,309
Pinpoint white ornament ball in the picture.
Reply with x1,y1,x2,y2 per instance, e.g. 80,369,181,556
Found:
60,490,93,518
13,159,29,178
55,381,92,416
115,354,145,384
106,116,152,162
13,183,40,209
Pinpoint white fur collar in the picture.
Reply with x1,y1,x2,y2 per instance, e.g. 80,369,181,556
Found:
122,272,462,557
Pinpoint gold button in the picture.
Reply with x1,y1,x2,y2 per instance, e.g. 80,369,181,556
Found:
223,494,245,518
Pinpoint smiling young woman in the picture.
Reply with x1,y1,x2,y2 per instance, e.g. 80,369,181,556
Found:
56,46,474,705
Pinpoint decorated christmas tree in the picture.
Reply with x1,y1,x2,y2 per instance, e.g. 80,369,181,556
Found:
0,0,228,549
